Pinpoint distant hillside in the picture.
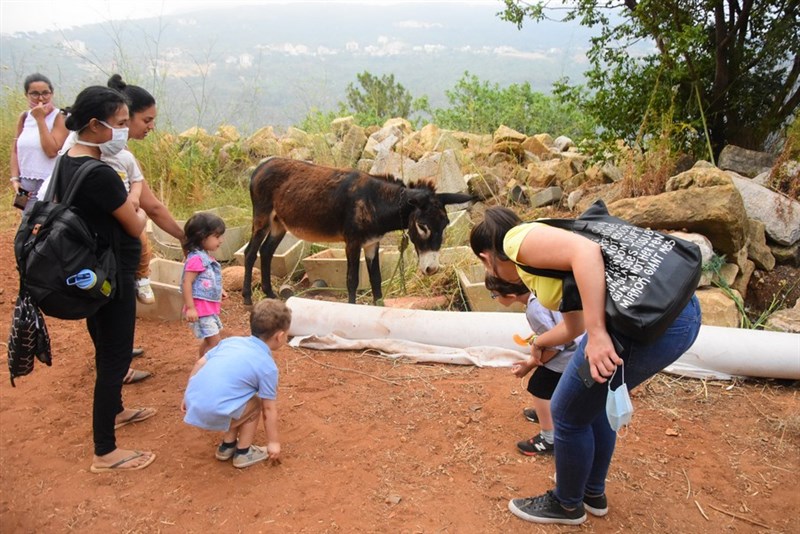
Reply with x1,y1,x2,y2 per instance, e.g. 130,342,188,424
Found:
0,2,616,133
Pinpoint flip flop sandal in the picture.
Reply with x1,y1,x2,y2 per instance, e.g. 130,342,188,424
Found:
90,450,156,473
115,407,158,429
123,368,152,385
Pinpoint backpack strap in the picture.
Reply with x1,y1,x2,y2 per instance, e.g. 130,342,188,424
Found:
46,156,106,206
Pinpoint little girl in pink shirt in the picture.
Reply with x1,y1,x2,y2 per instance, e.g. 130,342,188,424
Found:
181,212,227,357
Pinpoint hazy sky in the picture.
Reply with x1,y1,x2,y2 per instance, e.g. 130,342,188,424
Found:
0,0,500,35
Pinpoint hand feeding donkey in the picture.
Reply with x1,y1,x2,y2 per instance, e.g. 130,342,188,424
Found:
242,157,473,305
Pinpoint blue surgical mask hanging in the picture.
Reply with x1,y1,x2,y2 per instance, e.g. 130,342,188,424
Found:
606,363,634,432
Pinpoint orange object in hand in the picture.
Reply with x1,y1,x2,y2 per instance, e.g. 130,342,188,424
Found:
513,333,535,346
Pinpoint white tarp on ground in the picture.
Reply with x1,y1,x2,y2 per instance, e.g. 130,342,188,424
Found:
287,297,800,381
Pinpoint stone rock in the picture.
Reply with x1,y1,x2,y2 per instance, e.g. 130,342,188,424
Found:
696,288,742,328
216,124,240,142
718,144,777,178
770,242,800,266
586,162,623,184
370,151,415,181
454,132,494,153
715,263,739,287
243,127,280,159
308,133,335,166
433,131,464,153
331,116,356,138
609,185,748,258
493,125,526,144
492,140,524,159
418,123,441,151
363,125,403,159
530,186,562,208
382,117,414,135
553,135,575,152
567,189,584,211
222,266,260,292
765,298,800,333
433,150,469,195
526,161,558,188
285,127,311,147
746,219,776,271
666,165,733,190
520,136,551,158
333,124,367,168
573,183,626,213
731,259,755,299
466,173,502,201
487,152,516,166
730,175,800,246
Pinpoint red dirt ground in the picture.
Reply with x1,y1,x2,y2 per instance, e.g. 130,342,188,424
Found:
1,216,798,533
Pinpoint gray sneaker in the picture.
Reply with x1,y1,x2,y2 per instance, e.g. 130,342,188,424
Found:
232,445,268,468
508,491,587,525
215,442,236,461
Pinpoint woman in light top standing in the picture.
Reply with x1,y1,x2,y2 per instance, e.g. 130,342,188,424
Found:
10,73,69,212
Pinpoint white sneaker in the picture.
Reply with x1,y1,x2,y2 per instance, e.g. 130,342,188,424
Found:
136,278,155,304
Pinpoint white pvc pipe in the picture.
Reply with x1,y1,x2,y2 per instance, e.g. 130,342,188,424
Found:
286,297,800,380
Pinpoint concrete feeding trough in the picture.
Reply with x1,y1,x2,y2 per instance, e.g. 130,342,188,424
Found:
301,247,408,291
148,220,183,261
136,258,185,321
457,263,526,313
148,205,251,263
233,233,311,278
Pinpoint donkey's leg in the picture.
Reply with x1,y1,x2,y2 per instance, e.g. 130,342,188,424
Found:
243,223,269,307
258,230,287,299
363,242,383,304
344,241,364,304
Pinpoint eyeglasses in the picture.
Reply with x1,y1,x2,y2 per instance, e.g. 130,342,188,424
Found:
490,293,501,300
27,91,52,98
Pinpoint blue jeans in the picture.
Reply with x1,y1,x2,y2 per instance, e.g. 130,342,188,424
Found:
551,295,702,508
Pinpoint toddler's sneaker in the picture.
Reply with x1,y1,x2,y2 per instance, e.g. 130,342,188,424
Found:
517,434,554,455
233,445,268,468
522,407,539,423
136,278,155,304
215,442,236,461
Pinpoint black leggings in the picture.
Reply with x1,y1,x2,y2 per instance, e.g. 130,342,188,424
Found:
87,269,136,456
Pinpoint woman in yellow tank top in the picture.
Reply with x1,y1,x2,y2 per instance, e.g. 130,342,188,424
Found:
470,206,701,526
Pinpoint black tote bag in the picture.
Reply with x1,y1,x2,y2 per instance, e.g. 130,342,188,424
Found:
517,200,702,342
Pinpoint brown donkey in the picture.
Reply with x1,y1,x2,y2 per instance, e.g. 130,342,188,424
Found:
243,157,473,305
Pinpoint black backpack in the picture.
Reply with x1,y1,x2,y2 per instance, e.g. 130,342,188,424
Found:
14,156,118,320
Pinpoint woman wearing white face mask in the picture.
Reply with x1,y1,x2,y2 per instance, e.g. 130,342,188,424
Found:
54,85,157,473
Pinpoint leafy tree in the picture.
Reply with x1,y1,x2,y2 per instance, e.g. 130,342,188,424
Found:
500,0,800,156
343,71,429,126
432,71,596,139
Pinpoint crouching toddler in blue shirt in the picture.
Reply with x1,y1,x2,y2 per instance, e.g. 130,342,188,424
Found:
182,299,291,468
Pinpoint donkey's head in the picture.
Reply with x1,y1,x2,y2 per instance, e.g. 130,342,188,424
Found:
405,183,473,275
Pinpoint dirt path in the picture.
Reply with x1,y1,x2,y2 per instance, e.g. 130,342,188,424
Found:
1,216,798,533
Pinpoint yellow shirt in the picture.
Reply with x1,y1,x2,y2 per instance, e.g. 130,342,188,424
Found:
503,222,564,311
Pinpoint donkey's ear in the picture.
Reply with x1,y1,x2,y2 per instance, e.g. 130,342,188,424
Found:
437,192,474,206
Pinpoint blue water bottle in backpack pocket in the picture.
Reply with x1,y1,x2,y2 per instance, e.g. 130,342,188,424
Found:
66,269,112,296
